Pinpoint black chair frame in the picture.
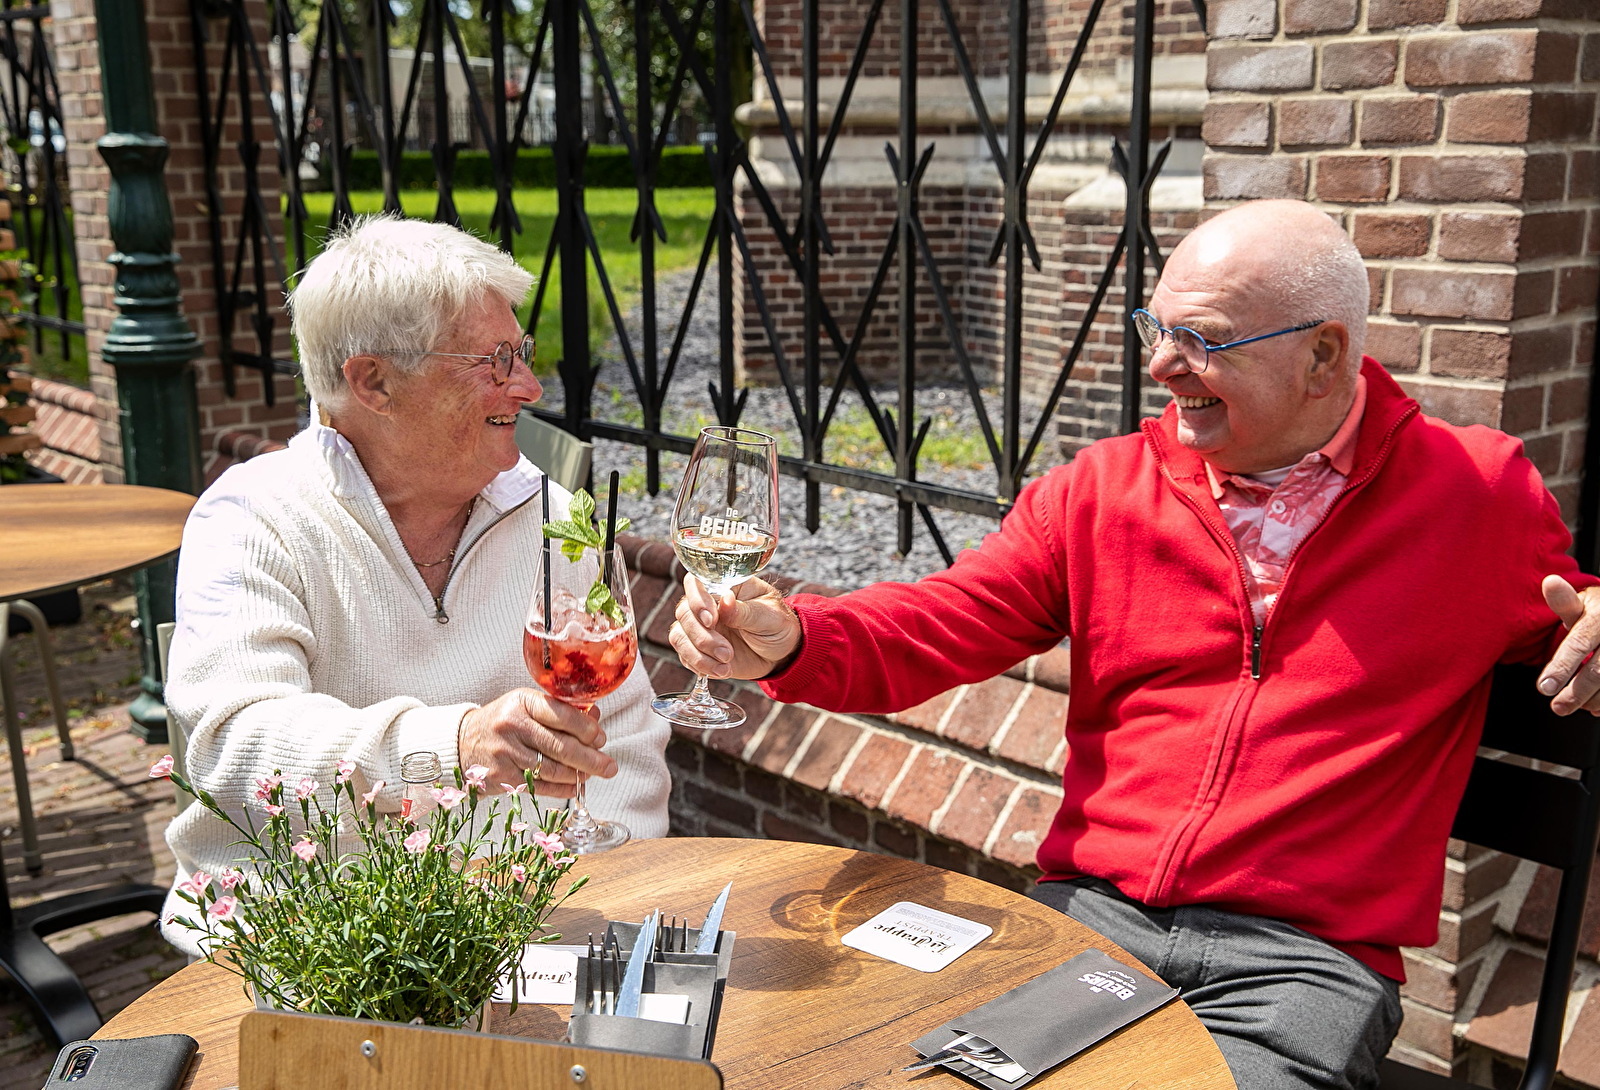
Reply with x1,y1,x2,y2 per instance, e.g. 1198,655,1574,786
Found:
1381,663,1600,1090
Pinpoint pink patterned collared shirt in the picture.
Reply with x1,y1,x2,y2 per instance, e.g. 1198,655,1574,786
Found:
1206,376,1368,627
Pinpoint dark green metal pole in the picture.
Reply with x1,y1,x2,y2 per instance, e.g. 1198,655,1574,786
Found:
93,0,202,741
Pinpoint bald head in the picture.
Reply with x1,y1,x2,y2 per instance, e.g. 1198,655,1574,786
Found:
1146,200,1372,474
1170,200,1369,369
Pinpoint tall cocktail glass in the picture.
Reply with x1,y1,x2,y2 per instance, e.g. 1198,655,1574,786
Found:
524,544,637,854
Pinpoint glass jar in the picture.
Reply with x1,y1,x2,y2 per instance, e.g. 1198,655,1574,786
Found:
400,750,442,820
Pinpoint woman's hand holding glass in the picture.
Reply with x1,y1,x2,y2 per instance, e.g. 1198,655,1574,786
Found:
455,688,617,799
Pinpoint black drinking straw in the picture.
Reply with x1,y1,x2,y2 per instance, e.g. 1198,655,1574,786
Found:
541,473,552,630
602,470,620,584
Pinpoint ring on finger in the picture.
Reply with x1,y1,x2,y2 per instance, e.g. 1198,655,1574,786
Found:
531,752,544,783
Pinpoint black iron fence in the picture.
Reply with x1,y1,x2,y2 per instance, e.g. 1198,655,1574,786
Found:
0,1,86,384
188,0,1199,560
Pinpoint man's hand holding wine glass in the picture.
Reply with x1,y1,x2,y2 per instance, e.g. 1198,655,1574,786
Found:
456,688,617,798
669,576,802,681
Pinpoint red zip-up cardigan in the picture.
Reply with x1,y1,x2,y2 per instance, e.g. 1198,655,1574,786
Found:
762,360,1588,981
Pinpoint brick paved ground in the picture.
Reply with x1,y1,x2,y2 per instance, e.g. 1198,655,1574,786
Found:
0,579,185,1090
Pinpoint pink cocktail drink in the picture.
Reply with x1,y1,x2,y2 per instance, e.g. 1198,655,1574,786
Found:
523,587,637,707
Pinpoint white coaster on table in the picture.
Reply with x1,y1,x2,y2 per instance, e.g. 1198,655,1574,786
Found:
841,901,993,972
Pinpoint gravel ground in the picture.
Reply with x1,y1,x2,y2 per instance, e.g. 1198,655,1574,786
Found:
542,270,1067,591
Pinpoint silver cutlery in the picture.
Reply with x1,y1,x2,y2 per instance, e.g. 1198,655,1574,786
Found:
694,882,731,955
615,911,658,1018
902,1036,1008,1073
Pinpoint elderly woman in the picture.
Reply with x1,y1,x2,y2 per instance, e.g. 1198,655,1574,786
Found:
160,216,670,955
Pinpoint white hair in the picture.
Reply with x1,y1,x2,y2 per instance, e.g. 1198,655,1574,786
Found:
287,215,535,411
1269,224,1369,369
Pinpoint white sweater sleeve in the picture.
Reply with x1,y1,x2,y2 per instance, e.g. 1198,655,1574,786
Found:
167,489,467,813
583,650,671,838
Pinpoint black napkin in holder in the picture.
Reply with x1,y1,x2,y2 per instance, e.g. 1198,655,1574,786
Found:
910,948,1178,1089
568,922,735,1061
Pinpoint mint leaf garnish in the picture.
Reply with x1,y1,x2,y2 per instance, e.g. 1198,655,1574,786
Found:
541,489,631,629
585,582,627,627
567,489,596,528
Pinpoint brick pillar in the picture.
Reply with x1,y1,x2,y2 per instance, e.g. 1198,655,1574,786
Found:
50,0,119,481
1203,0,1600,1079
51,0,297,485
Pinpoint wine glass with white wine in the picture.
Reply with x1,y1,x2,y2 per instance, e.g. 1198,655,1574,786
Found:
652,426,780,729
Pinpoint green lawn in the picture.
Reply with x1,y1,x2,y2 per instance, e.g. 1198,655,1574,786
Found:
2,188,716,387
296,188,716,375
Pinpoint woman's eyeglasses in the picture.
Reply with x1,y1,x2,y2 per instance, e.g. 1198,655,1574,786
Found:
385,335,536,384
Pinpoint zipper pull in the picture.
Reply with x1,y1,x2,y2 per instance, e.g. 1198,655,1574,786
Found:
434,596,450,624
1250,624,1263,680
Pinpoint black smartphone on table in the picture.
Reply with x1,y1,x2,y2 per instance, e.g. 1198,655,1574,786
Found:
44,1034,197,1089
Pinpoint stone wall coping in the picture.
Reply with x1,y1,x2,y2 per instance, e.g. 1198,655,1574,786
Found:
214,429,289,463
26,376,102,416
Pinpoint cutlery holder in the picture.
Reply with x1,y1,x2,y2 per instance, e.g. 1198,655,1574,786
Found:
569,925,735,1060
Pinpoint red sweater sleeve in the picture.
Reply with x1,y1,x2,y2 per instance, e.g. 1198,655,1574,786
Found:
1500,446,1600,665
759,464,1075,714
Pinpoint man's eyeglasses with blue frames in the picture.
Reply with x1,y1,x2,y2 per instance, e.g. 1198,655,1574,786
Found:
395,335,536,385
1131,310,1323,375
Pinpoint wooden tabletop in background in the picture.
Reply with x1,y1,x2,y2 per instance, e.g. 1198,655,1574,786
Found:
97,838,1233,1090
0,484,195,601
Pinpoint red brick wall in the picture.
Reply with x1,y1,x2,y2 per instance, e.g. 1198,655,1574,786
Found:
1203,0,1600,524
25,376,103,483
738,0,1207,456
50,0,298,486
49,0,119,481
734,185,965,387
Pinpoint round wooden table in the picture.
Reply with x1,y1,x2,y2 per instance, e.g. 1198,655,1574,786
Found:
95,838,1234,1090
0,483,196,601
1,482,196,1048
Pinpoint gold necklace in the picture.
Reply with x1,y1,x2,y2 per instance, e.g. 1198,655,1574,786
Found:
406,497,476,570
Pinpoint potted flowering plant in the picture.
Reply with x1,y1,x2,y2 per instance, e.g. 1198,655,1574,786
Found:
150,755,585,1029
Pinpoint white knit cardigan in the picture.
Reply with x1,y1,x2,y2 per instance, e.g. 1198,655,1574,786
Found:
160,422,671,954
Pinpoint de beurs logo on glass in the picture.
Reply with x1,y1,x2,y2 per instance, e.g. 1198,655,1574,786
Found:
1078,968,1141,1001
699,508,756,539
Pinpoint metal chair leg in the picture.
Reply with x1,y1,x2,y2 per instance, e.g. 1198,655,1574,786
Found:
0,648,44,874
11,599,73,761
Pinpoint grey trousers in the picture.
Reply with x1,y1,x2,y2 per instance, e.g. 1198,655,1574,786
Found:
1029,878,1402,1090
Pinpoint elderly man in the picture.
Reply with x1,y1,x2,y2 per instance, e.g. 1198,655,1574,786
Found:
161,217,671,955
670,200,1599,1089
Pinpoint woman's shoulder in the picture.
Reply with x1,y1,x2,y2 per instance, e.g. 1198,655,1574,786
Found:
187,441,342,557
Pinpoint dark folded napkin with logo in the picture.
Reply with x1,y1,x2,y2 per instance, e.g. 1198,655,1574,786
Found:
908,949,1178,1087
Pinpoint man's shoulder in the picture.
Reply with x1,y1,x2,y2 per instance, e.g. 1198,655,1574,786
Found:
1402,408,1532,471
1392,408,1549,510
1042,430,1154,489
1042,430,1151,473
